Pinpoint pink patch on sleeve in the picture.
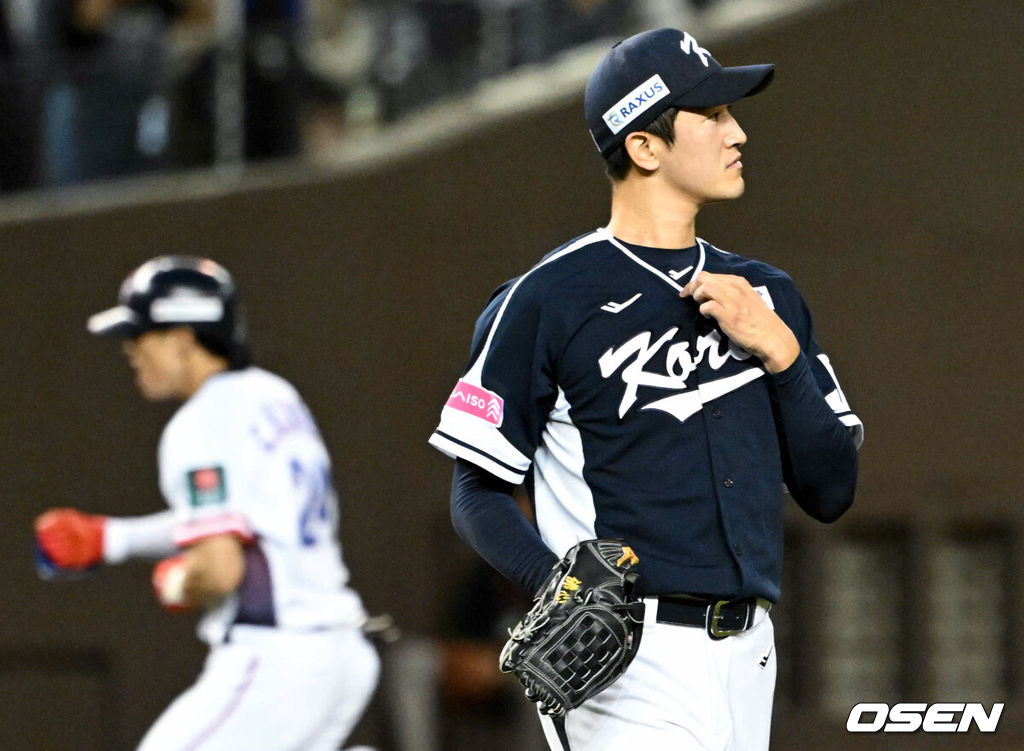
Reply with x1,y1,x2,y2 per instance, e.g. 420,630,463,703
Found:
446,380,504,426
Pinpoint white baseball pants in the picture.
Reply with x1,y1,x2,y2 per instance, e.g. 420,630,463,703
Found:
539,602,776,750
137,624,380,751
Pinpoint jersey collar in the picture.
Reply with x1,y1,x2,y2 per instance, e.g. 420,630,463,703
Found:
595,226,707,292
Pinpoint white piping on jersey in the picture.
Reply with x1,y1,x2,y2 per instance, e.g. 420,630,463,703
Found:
428,429,527,484
594,226,707,292
465,231,607,382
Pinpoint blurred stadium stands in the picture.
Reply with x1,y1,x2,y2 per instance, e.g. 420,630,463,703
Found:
0,0,828,195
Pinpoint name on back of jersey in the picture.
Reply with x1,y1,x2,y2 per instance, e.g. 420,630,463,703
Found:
250,400,320,452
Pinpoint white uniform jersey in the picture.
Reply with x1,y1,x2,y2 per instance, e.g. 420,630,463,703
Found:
158,367,366,645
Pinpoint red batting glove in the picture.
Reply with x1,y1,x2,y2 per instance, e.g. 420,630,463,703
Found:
152,555,194,613
34,508,107,569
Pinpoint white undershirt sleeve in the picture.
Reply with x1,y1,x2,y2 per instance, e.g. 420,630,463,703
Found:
103,510,180,564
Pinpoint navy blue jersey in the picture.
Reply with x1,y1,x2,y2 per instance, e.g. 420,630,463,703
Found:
430,228,862,600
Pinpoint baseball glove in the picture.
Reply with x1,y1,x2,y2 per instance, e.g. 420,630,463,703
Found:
499,538,645,716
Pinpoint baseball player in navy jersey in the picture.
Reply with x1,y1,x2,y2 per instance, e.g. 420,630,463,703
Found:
429,28,862,750
34,256,379,751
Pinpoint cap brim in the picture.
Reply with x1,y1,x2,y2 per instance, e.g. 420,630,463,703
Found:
673,63,775,109
87,306,143,338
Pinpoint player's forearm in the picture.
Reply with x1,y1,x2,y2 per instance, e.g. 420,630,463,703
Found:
451,459,559,594
104,510,179,564
769,354,858,522
182,534,246,601
154,534,246,610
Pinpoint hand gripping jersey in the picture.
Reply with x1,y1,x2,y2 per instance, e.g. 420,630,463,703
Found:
430,228,863,602
159,367,366,644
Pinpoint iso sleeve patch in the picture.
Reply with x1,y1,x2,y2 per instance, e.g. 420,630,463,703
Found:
187,467,227,507
445,379,504,426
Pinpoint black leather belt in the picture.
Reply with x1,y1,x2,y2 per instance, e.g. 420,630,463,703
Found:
656,595,767,640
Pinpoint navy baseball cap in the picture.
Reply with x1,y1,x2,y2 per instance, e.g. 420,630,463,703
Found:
585,28,775,156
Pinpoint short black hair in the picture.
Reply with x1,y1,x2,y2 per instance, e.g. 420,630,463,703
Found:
603,107,681,182
194,330,252,370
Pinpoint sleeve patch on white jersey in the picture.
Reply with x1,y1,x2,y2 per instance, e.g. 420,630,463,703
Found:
187,466,227,507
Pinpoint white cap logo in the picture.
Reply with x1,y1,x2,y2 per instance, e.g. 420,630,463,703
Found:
679,32,710,67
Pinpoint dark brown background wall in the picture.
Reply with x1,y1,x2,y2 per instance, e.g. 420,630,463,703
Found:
2,0,1022,748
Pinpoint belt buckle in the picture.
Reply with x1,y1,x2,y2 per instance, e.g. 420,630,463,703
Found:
707,599,747,639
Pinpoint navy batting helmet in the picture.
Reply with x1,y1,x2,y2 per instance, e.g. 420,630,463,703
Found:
87,256,250,368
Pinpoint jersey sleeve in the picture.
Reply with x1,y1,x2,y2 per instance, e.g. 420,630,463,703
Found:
158,406,256,548
773,276,863,449
794,296,863,449
429,278,558,484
